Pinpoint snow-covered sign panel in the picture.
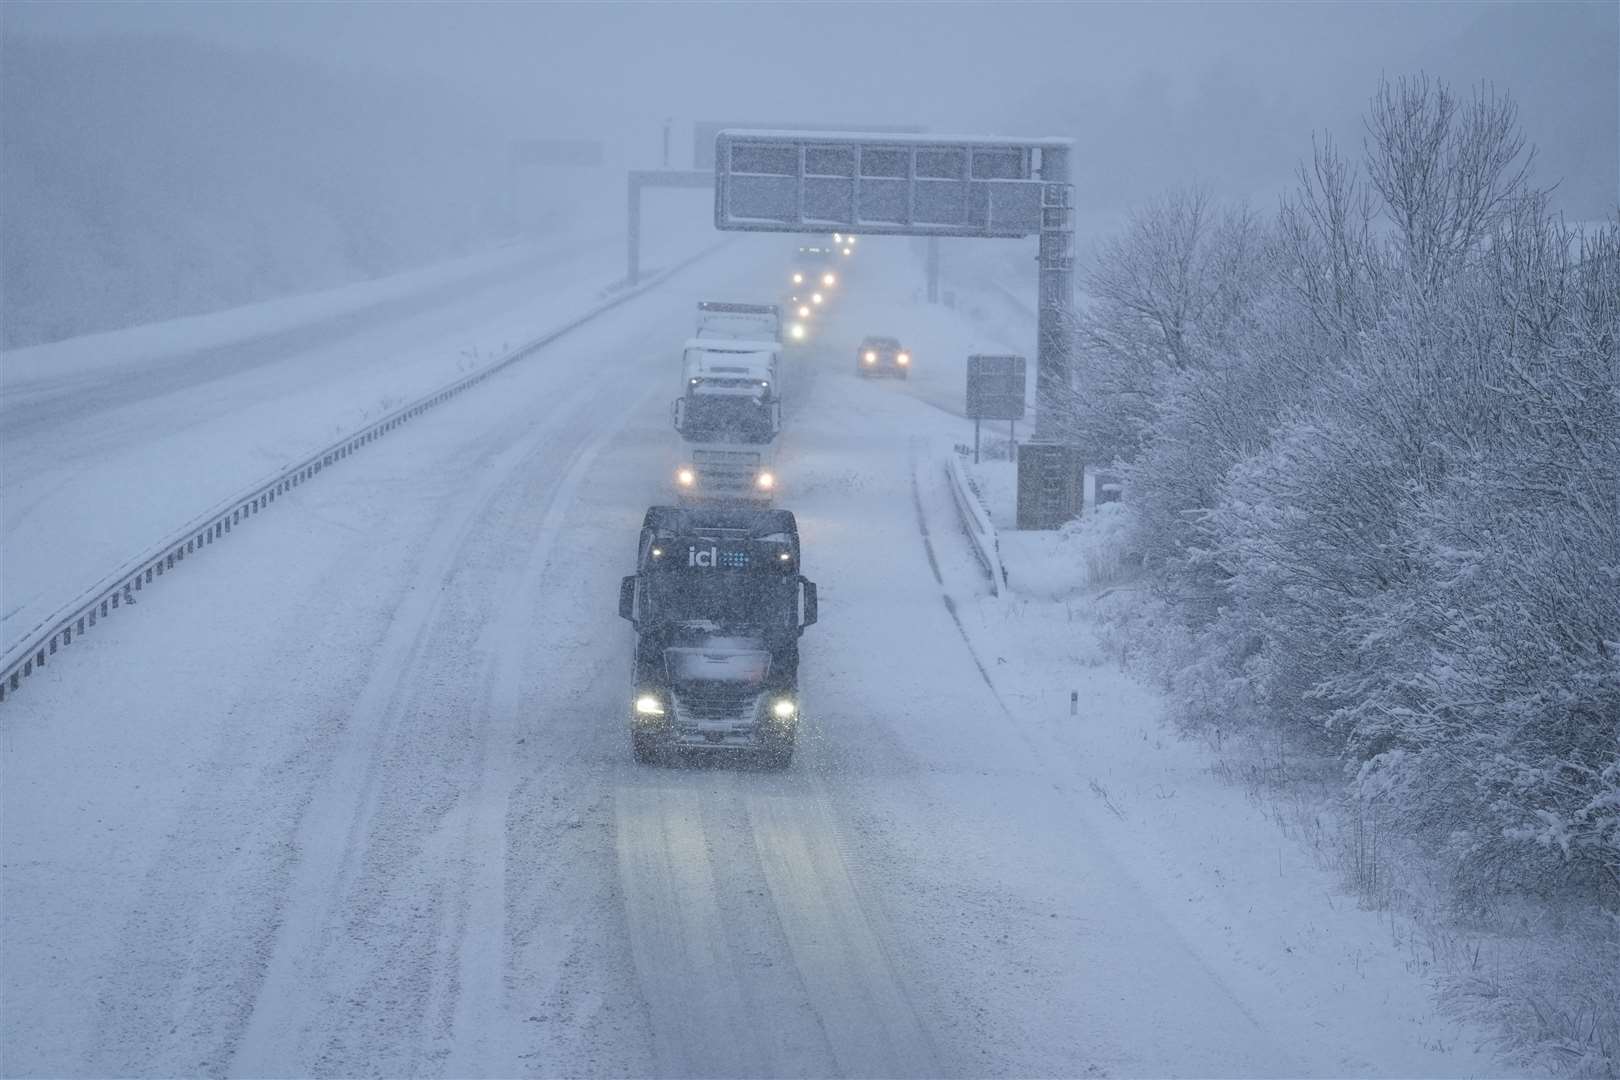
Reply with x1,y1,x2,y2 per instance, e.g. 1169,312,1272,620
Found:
714,131,1064,237
967,354,1026,420
1016,443,1083,530
693,121,924,171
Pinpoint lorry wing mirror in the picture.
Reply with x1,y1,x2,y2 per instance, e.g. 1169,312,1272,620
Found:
799,576,817,629
671,399,686,432
619,575,637,622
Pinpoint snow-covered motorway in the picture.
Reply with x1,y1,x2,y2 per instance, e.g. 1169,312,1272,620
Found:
4,241,1482,1077
0,219,710,663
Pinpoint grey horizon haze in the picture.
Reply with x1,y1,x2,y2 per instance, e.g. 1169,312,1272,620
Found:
2,0,1614,344
8,0,1615,210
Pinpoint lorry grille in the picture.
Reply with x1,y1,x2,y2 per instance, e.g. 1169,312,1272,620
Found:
692,449,761,468
673,682,762,723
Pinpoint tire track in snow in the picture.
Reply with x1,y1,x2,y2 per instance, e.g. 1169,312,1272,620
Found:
439,364,659,1078
744,786,940,1078
613,781,793,1077
227,368,621,1075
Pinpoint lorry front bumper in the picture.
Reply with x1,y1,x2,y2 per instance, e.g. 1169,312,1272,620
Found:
631,689,794,751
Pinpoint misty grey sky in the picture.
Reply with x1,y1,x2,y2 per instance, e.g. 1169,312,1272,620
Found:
6,0,1616,218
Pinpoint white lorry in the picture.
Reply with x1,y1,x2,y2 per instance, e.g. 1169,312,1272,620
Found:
672,335,782,503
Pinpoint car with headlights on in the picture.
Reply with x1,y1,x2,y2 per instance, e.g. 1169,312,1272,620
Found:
856,335,911,379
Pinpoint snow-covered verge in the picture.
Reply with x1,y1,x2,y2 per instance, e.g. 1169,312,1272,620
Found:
932,79,1618,1075
937,551,1503,1077
953,456,1609,1076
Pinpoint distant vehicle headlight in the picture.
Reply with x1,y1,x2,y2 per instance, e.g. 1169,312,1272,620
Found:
792,272,804,284
755,471,775,491
865,350,877,363
843,247,852,256
811,293,823,305
822,272,836,287
677,468,696,487
897,352,910,365
790,323,806,340
772,698,797,719
635,695,665,716
798,305,810,318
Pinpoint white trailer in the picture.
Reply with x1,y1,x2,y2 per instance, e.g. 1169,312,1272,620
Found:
695,301,780,343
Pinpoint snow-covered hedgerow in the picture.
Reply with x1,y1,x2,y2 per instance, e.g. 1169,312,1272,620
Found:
1074,74,1619,1072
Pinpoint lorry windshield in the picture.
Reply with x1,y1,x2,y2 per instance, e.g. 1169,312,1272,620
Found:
681,396,774,443
649,571,796,634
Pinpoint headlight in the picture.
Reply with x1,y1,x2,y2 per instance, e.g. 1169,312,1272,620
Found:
897,353,910,365
811,292,823,305
771,699,796,719
789,323,805,340
864,350,877,363
833,233,843,243
755,471,775,491
822,272,836,287
792,272,803,284
635,695,665,716
843,247,852,256
676,468,695,487
798,305,810,318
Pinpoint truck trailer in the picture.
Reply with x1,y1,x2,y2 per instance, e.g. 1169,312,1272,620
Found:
695,300,781,343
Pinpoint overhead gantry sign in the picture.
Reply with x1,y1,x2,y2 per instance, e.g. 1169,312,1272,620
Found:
712,130,1079,527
